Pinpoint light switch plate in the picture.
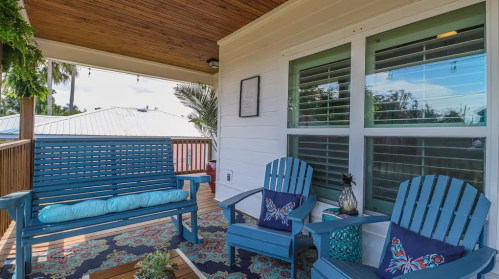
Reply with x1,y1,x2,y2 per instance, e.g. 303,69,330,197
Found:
226,169,233,184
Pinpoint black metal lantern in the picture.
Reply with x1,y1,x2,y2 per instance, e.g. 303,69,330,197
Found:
339,173,358,216
207,58,219,69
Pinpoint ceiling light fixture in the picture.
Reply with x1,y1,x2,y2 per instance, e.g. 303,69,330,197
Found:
207,58,219,69
437,31,458,39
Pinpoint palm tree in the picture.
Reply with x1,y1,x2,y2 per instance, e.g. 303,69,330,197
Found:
40,60,72,115
68,65,79,115
173,83,218,150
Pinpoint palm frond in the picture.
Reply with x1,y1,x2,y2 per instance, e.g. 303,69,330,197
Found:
174,83,218,150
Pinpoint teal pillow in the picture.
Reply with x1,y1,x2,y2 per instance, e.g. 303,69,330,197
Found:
106,194,142,213
38,200,108,224
138,190,189,207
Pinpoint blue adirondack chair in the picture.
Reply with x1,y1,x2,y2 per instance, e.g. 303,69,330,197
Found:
305,175,497,279
218,157,316,279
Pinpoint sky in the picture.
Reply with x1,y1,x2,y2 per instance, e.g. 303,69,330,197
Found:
51,67,194,117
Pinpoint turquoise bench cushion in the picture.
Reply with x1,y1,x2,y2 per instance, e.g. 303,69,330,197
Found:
38,189,189,224
106,194,142,213
139,189,189,207
38,200,108,224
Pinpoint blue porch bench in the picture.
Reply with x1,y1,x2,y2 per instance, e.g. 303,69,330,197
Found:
0,137,210,279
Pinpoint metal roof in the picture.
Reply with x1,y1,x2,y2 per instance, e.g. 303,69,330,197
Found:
21,107,203,138
0,115,65,134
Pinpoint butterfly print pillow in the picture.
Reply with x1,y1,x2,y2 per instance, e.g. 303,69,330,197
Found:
257,189,302,232
377,222,464,279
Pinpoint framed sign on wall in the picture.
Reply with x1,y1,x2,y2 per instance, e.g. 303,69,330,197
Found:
239,76,260,117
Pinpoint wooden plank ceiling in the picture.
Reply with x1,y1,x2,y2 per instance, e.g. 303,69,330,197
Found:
25,0,288,73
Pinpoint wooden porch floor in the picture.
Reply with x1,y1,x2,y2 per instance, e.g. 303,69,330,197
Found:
0,182,218,274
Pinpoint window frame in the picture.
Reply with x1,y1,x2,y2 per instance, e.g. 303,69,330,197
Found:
281,0,498,244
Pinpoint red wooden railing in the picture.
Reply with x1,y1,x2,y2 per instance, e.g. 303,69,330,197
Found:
172,139,212,174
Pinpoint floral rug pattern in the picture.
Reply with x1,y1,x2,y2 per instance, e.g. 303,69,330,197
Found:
0,210,317,279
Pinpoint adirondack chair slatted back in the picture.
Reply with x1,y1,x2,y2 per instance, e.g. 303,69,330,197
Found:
264,158,313,200
379,175,491,266
32,138,177,218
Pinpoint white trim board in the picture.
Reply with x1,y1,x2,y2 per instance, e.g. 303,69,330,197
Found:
17,0,30,25
36,39,214,84
217,0,307,46
175,249,207,279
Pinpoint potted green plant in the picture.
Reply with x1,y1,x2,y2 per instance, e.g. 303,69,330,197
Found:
134,250,178,279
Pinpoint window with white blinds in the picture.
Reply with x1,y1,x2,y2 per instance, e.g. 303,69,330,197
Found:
288,44,351,128
365,3,486,127
288,135,349,202
365,137,485,215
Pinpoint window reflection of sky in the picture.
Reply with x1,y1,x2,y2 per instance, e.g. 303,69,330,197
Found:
366,54,486,124
317,82,340,99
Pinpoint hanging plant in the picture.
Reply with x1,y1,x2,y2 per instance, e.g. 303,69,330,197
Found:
0,0,45,103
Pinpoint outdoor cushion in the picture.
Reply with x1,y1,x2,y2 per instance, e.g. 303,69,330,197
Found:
377,222,464,279
38,189,189,224
38,200,108,224
257,188,301,232
138,189,189,207
106,194,142,213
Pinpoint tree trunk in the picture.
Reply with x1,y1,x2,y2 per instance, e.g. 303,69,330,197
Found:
47,60,53,115
0,40,3,116
69,65,76,115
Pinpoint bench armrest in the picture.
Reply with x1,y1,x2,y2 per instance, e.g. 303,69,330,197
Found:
288,195,317,222
305,215,391,234
0,190,31,210
395,246,497,279
176,174,211,183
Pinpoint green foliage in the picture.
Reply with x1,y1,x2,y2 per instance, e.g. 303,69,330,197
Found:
135,250,177,279
174,83,218,150
3,67,48,99
0,0,45,98
0,94,20,116
35,94,86,116
40,61,75,85
1,93,86,116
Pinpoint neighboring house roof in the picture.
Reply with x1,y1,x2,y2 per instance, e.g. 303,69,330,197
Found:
0,107,202,138
0,115,65,134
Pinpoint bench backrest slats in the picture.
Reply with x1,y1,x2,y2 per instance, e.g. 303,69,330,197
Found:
32,138,177,215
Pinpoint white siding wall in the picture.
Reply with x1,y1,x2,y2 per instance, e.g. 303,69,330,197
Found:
216,0,499,273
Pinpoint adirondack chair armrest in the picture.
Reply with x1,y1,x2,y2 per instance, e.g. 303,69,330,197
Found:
0,190,31,210
305,215,391,234
217,188,264,208
394,246,497,279
288,195,317,222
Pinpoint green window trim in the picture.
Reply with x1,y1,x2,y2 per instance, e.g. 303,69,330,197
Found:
288,43,352,128
365,3,486,129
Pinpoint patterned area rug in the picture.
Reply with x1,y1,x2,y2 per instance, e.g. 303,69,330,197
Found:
0,210,317,279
